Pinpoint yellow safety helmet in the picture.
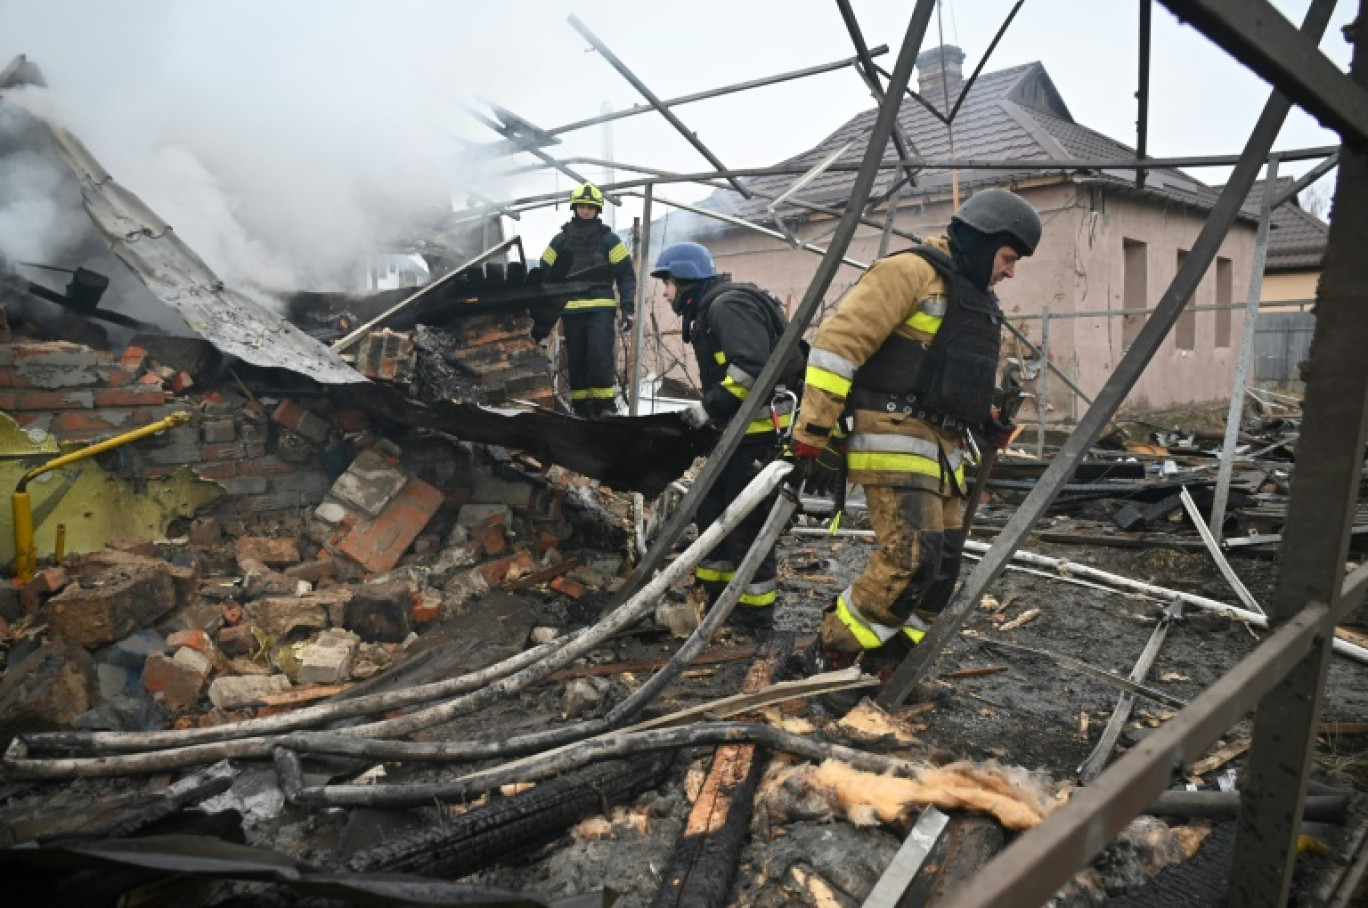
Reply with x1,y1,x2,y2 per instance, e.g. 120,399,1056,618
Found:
569,182,605,209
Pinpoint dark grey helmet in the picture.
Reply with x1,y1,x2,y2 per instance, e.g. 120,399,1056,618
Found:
951,188,1042,256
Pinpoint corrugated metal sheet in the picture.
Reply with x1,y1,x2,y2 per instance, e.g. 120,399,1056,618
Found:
1254,310,1315,388
1,90,366,385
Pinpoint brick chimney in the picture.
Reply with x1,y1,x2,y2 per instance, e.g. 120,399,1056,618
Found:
916,44,966,112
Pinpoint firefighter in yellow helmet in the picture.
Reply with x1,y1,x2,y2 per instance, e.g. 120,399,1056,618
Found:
538,182,638,418
788,188,1043,713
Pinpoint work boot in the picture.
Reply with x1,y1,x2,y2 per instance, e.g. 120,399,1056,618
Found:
801,634,915,718
726,604,774,637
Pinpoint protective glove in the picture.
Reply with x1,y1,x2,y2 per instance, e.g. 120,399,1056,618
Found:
620,313,634,332
680,401,712,430
983,409,1017,450
783,438,846,496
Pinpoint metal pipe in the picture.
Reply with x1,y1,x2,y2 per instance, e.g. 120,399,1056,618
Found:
543,46,889,137
607,1,937,621
877,0,1325,709
332,236,520,353
1272,150,1338,208
629,186,652,417
948,0,1026,123
568,15,750,199
1209,155,1279,541
1136,0,1153,190
12,411,190,581
458,100,619,205
835,0,922,188
629,190,867,270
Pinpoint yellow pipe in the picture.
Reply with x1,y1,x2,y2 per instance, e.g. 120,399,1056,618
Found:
12,411,191,581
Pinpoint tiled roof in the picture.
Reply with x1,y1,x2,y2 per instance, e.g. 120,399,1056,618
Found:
1219,176,1329,271
695,59,1255,229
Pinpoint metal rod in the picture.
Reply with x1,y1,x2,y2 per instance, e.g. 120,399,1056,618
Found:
1209,155,1279,540
631,190,867,270
862,807,950,908
1037,314,1051,459
878,3,1325,710
1157,0,1368,146
331,237,519,352
979,638,1188,710
1272,149,1339,208
877,185,903,258
568,15,750,199
458,100,618,205
1182,487,1262,615
607,1,936,621
1229,12,1368,899
543,46,889,137
1136,0,1153,190
629,186,652,417
835,0,922,188
1075,600,1180,783
948,0,1025,123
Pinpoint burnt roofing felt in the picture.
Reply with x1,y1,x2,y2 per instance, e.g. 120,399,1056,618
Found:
703,59,1255,228
1218,175,1330,271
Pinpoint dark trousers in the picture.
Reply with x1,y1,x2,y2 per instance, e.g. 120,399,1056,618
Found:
695,436,780,610
564,309,617,417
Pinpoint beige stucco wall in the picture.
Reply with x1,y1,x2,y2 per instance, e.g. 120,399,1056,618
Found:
1261,270,1319,306
638,179,1258,419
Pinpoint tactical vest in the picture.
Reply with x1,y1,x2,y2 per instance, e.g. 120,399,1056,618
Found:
560,219,610,279
852,245,1002,428
694,282,806,391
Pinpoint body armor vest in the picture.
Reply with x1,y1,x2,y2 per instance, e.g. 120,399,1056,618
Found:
852,245,1002,428
560,219,610,279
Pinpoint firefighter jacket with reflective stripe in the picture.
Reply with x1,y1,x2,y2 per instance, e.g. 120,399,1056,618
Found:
691,280,803,436
794,236,977,492
540,218,637,315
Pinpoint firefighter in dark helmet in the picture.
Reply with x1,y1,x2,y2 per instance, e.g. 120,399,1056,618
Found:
538,182,638,418
652,241,804,634
788,188,1043,711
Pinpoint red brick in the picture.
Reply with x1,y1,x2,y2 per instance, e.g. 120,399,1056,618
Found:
93,388,167,407
272,399,309,431
478,554,518,587
170,372,195,394
0,389,94,411
533,532,561,554
138,372,165,387
167,628,213,654
27,566,69,596
284,556,339,584
216,624,255,657
335,477,444,575
550,576,584,599
120,346,148,371
239,455,296,476
142,652,207,711
413,591,442,623
49,410,119,440
472,521,507,557
194,461,237,480
235,537,301,568
102,368,130,388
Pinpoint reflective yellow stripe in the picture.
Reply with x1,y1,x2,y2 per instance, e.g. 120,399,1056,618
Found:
564,298,618,311
571,387,616,400
607,242,630,265
541,248,557,266
739,589,777,607
905,311,943,334
835,594,884,650
747,412,791,434
722,376,749,400
695,565,734,583
805,365,852,398
901,625,926,644
713,351,726,364
847,451,964,484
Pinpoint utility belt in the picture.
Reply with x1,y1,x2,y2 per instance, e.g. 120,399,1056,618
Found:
847,386,973,438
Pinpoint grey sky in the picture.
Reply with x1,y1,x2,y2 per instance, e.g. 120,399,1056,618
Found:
0,1,1352,288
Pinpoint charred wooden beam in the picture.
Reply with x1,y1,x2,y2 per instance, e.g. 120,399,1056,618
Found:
341,752,673,878
650,633,794,908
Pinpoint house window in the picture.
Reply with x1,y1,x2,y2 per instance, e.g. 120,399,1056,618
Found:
1175,249,1196,351
1122,239,1147,349
1215,257,1233,348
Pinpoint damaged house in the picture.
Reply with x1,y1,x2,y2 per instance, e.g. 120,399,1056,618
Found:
0,9,1364,906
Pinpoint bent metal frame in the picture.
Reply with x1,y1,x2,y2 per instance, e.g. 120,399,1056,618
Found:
456,2,1365,903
